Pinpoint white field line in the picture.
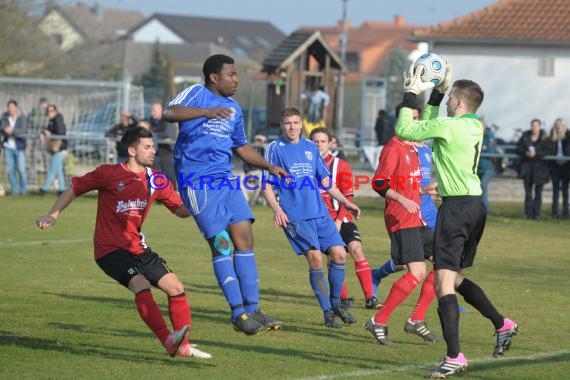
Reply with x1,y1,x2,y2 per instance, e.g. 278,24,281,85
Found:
296,350,570,380
0,238,91,246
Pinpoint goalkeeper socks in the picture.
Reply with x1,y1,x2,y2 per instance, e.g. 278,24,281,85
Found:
168,293,191,346
328,261,345,308
374,272,419,325
409,269,436,321
355,259,374,298
438,294,461,358
212,255,245,319
309,268,332,313
135,290,170,343
233,250,260,314
457,277,504,330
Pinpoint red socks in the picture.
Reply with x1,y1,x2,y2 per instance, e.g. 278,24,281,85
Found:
355,260,374,298
410,269,436,322
374,272,419,325
135,290,170,343
168,293,191,346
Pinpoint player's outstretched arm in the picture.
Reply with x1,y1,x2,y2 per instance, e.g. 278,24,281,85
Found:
162,105,233,122
234,145,288,178
172,204,191,218
35,188,77,229
322,176,361,220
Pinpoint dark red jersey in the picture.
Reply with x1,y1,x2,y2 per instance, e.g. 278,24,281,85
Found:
71,163,183,259
320,153,354,222
374,137,422,233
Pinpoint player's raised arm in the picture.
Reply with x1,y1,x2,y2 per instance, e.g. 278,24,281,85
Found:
162,105,233,122
234,144,288,178
35,188,77,229
321,176,361,220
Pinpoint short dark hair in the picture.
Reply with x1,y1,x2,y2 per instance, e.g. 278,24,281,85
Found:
280,106,302,121
395,102,422,118
453,80,484,112
309,127,332,141
203,54,234,84
121,126,153,149
530,118,542,126
7,99,17,107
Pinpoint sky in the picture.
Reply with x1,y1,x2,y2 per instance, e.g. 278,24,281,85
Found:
83,0,498,34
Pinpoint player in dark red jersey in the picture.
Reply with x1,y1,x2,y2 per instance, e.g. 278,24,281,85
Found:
36,126,211,359
310,127,378,310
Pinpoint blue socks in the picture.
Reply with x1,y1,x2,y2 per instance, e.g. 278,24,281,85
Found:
212,255,245,319
234,250,260,314
309,268,332,314
328,261,345,308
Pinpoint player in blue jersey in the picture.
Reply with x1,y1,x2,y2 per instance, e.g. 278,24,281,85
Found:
163,54,287,335
261,107,361,328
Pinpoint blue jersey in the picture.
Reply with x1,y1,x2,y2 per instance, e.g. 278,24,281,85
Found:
265,137,330,222
168,84,247,186
417,144,437,229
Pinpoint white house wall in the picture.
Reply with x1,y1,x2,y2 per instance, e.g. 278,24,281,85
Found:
430,44,570,141
132,19,184,43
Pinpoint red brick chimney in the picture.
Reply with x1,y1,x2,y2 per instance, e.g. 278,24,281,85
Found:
394,15,404,27
337,19,352,31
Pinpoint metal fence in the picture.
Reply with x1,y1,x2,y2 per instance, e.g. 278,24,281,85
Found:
0,77,144,190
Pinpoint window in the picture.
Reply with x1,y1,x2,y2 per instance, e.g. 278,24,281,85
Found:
237,35,253,47
255,36,272,50
345,52,360,72
538,57,555,77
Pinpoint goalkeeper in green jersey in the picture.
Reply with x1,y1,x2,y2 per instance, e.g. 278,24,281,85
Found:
395,64,518,378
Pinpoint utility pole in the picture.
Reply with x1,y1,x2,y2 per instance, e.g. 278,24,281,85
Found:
337,0,348,139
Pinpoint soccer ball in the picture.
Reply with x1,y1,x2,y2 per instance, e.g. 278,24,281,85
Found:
414,52,447,86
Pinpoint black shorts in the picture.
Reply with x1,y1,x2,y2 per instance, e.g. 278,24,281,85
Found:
389,226,433,265
433,196,486,271
339,222,362,245
96,248,173,288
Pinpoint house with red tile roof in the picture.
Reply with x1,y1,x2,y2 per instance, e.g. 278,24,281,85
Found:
411,0,570,141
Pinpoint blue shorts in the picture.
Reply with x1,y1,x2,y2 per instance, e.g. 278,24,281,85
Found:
180,177,254,239
283,216,345,255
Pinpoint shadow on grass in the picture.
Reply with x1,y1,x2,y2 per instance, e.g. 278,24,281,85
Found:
41,292,133,310
472,351,570,372
186,282,317,307
0,331,213,368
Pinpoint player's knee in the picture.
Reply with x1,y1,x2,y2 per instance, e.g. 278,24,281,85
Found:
129,274,151,294
170,280,185,295
348,243,364,261
210,230,233,257
328,247,347,263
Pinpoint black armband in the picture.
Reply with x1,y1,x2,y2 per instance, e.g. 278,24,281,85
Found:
428,90,445,106
372,178,390,198
402,92,418,108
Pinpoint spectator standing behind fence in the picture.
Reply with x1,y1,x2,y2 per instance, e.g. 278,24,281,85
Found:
150,102,178,190
28,97,50,184
1,99,28,195
477,118,498,211
106,112,137,163
516,119,551,220
39,104,67,195
548,118,570,219
242,134,267,206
